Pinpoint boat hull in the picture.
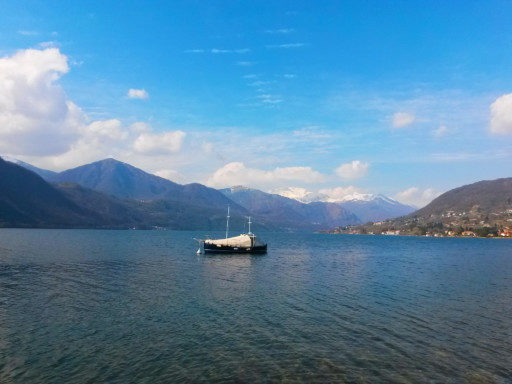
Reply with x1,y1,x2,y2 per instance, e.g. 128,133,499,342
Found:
203,243,267,254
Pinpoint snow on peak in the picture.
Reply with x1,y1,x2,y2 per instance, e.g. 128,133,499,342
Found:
316,186,375,203
275,186,380,203
273,187,322,203
331,193,376,203
274,186,402,205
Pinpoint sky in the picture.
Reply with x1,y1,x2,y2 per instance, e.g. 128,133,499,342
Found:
1,0,511,207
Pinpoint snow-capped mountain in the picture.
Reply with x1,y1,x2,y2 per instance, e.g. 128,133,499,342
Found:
275,186,379,203
275,187,416,223
220,186,360,230
337,195,416,223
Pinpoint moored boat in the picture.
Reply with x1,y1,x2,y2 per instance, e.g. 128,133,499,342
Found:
195,206,267,254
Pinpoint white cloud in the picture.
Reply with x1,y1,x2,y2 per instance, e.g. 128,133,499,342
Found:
207,162,326,188
248,80,271,87
127,89,149,99
293,127,331,140
256,94,282,104
129,121,151,134
432,125,448,137
35,122,186,171
186,48,250,54
0,48,187,171
490,93,512,135
266,43,305,49
394,187,441,208
335,160,369,180
392,112,415,128
236,61,256,66
212,48,250,54
18,30,38,36
39,41,58,48
133,130,186,154
264,28,295,34
210,48,230,54
0,48,83,156
86,119,128,141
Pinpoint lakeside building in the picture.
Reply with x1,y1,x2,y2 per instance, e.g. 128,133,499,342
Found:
383,230,401,235
499,227,512,237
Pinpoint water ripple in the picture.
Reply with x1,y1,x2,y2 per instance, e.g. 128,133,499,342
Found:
0,229,511,382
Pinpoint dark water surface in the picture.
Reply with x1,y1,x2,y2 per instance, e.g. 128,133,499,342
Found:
0,229,511,383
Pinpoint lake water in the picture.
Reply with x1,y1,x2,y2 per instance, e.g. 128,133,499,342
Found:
0,229,511,383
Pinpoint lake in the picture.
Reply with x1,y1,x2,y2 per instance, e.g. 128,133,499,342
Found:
0,229,511,382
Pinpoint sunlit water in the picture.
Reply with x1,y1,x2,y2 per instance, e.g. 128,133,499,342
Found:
0,229,511,383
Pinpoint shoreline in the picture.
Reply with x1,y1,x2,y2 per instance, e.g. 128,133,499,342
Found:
325,232,512,239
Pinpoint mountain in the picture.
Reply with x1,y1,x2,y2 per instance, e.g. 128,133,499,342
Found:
334,177,512,237
412,178,512,219
55,183,149,228
338,195,415,223
0,157,252,230
0,157,99,227
220,186,360,231
3,157,401,231
49,158,249,220
50,158,241,210
49,158,181,200
55,182,249,230
276,187,415,222
2,156,57,179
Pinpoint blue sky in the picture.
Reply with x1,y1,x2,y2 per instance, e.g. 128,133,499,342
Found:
1,1,511,206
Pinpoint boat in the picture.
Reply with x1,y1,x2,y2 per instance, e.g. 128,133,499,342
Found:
195,206,267,254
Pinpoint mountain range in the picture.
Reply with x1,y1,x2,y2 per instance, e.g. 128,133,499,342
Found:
335,177,512,237
335,195,415,223
0,158,428,231
275,186,415,222
220,186,359,230
3,157,405,230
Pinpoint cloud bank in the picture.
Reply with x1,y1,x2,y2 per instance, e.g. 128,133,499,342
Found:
335,160,369,180
207,162,326,188
0,48,82,156
0,48,185,175
395,187,441,208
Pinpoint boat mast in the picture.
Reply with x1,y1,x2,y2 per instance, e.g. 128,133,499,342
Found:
225,205,230,238
248,216,252,234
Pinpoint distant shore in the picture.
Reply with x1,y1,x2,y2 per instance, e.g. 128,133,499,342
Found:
323,232,512,239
